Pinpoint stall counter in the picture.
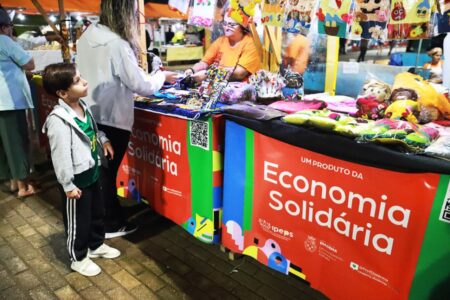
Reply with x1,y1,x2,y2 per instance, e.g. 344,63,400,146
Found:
221,114,450,300
117,108,224,244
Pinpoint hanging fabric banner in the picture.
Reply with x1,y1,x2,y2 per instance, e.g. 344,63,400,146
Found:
283,0,317,33
188,0,218,28
229,0,262,26
261,0,286,27
435,0,450,33
349,0,390,40
387,0,434,40
168,0,190,15
316,0,354,38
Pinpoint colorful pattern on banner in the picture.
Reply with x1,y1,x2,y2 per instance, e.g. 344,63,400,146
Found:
117,109,224,243
261,0,285,26
222,120,449,300
283,0,317,33
317,0,354,38
188,0,217,28
435,0,450,33
349,0,390,40
387,0,434,39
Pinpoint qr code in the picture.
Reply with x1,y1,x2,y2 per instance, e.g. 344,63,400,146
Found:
190,120,209,150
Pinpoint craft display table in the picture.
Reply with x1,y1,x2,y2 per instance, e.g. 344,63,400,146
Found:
221,114,450,300
117,108,224,243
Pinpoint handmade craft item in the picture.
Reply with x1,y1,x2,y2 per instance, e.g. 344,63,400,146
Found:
435,0,450,33
283,0,316,33
387,0,433,39
249,70,285,102
261,0,286,26
316,0,354,38
349,0,390,40
229,0,262,26
188,0,217,28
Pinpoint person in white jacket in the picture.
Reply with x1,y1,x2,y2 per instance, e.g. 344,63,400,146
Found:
77,0,177,239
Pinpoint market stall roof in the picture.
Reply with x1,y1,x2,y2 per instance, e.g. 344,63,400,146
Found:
1,0,187,18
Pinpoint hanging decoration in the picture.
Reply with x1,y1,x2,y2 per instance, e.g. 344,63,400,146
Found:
349,0,390,40
316,0,354,38
188,0,217,28
261,0,286,27
229,0,262,26
168,0,190,15
435,0,450,33
283,0,317,33
387,0,434,39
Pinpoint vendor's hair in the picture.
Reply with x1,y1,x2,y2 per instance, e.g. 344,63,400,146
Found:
42,63,77,97
99,0,141,57
427,47,442,57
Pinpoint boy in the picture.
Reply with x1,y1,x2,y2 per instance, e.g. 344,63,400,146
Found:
42,63,120,276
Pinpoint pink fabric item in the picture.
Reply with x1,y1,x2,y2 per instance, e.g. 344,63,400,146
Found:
325,99,358,114
268,100,327,113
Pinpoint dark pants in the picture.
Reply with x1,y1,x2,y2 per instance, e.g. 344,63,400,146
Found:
61,180,105,262
0,110,30,180
97,124,131,232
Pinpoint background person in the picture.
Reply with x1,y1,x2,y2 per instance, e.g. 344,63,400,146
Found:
16,29,63,50
423,47,444,84
77,0,177,239
0,6,39,198
184,9,261,82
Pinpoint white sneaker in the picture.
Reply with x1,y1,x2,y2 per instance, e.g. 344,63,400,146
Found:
71,256,101,277
88,244,121,259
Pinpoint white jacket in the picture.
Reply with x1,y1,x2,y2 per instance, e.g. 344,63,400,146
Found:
76,24,165,131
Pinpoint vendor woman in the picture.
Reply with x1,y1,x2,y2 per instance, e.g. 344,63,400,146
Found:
184,10,261,82
423,47,444,84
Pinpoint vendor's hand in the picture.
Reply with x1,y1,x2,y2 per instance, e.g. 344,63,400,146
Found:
163,71,178,83
103,142,114,160
66,188,82,199
191,70,208,83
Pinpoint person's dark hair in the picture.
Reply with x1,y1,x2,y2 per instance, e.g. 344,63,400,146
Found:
0,5,12,27
43,63,77,97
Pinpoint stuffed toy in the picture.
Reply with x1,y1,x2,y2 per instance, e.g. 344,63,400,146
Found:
391,72,450,123
384,99,419,123
354,79,392,119
360,79,392,103
354,95,389,120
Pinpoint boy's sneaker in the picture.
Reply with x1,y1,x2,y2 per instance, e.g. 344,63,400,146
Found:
71,256,101,277
105,222,138,239
89,244,121,259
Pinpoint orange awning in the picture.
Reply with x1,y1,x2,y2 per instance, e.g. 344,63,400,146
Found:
0,0,100,14
145,3,187,19
1,0,188,19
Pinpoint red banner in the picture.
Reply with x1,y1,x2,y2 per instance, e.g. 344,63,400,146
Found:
247,133,439,299
117,109,191,225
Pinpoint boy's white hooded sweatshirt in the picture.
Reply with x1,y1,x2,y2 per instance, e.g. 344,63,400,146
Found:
76,24,165,132
43,99,109,192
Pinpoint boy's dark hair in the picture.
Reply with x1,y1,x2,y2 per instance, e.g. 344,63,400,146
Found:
43,63,77,97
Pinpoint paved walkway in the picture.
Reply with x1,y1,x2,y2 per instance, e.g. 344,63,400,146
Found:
0,166,328,300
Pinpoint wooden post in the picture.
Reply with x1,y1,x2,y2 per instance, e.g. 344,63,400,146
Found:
138,0,148,72
30,0,66,46
58,0,71,63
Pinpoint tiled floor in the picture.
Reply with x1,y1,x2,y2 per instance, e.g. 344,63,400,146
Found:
0,167,328,299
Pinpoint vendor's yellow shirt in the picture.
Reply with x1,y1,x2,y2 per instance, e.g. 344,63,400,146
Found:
202,35,261,75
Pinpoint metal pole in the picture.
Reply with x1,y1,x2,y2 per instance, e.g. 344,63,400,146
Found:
415,39,423,68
